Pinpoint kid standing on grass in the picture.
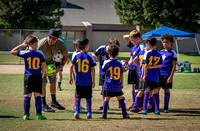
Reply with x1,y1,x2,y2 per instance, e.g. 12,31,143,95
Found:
159,33,177,113
138,37,163,115
123,30,145,109
10,35,47,120
69,38,96,119
100,44,129,119
92,37,121,110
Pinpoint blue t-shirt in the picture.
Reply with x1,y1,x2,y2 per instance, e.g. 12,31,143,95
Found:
102,59,123,92
17,50,45,75
159,49,177,76
72,52,96,86
143,50,162,83
94,45,109,75
137,49,147,78
128,42,145,70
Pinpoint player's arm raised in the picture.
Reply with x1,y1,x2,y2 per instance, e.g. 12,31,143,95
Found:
10,40,28,56
123,35,130,45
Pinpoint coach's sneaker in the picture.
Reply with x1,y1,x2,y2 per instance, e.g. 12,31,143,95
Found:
74,112,79,119
36,114,47,120
155,110,160,115
23,115,30,120
100,115,107,119
138,110,148,115
123,114,130,119
164,109,169,113
50,101,65,110
87,112,92,119
43,105,55,112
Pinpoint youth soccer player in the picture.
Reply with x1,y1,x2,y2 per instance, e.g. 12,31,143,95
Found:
138,37,163,115
92,37,121,110
10,35,47,120
123,30,145,109
159,33,177,113
100,44,129,119
69,38,96,119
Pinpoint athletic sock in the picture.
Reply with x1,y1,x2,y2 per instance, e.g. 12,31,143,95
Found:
143,92,150,111
138,93,144,108
148,97,153,109
86,98,92,113
133,97,141,109
119,99,127,115
42,97,46,106
152,94,155,108
35,96,42,115
75,98,81,113
58,82,61,88
154,93,160,111
51,94,56,103
132,90,135,103
164,92,170,110
24,97,31,115
103,101,109,116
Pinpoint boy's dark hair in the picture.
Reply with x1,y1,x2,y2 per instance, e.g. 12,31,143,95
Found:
129,30,141,39
108,37,120,47
108,44,119,58
161,33,175,44
76,38,89,50
25,35,38,45
146,37,157,46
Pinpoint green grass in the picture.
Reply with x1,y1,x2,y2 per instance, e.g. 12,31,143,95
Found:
0,74,200,130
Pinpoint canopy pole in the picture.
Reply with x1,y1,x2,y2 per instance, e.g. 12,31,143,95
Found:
194,38,200,55
175,39,179,61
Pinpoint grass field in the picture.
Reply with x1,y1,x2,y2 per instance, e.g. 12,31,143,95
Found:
0,51,200,130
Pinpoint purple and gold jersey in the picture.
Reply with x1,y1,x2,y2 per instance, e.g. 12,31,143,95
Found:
137,49,147,78
94,45,109,75
143,50,162,83
17,50,45,75
160,49,177,76
102,59,123,92
72,52,96,86
128,42,145,70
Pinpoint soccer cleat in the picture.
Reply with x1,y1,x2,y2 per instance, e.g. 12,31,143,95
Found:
87,112,92,119
36,114,47,120
23,115,30,120
129,103,134,109
155,110,160,115
74,112,79,119
57,86,62,91
100,115,107,119
50,101,65,110
138,110,148,115
123,114,130,119
164,109,169,113
42,105,55,112
73,105,85,110
130,107,140,113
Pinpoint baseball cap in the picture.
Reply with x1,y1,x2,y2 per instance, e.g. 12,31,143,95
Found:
48,29,59,38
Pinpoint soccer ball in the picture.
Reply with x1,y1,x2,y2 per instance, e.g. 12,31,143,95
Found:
53,51,63,62
121,60,129,72
46,64,56,76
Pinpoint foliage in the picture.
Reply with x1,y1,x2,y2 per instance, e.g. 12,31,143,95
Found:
114,0,200,32
0,0,64,29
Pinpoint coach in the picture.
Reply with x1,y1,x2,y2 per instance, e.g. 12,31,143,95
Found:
38,28,69,112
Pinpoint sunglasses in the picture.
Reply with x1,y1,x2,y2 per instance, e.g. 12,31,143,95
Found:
49,36,57,40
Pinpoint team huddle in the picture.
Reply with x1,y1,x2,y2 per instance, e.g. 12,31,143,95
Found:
10,28,177,120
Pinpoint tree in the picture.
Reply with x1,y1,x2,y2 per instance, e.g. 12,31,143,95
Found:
114,0,200,32
0,0,64,29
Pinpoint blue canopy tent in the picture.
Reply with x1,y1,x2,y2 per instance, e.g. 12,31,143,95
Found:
142,26,200,60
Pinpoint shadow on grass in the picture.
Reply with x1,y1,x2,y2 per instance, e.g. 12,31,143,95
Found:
169,108,200,116
0,115,20,118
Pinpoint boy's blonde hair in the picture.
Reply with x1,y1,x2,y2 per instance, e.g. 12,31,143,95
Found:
25,35,38,45
129,30,141,39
